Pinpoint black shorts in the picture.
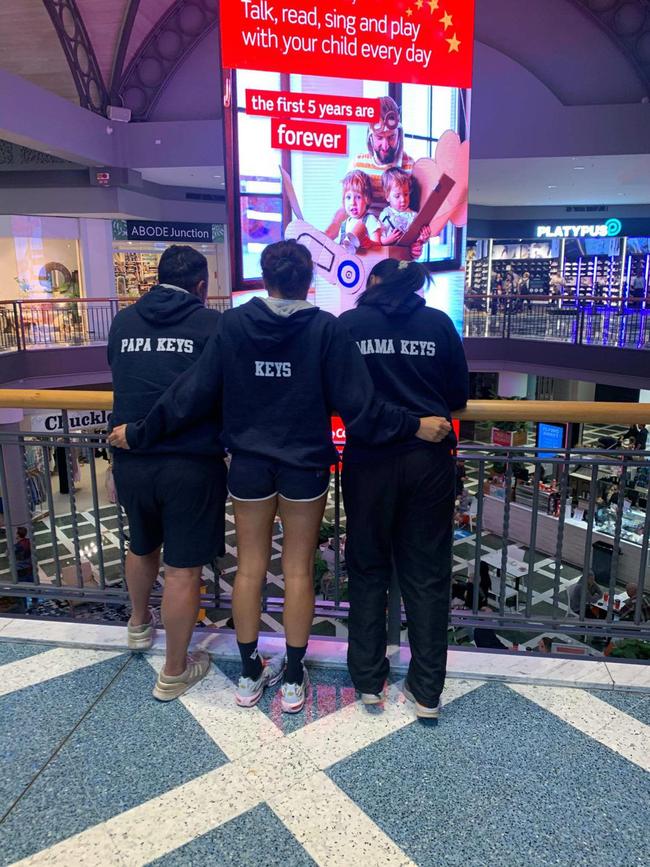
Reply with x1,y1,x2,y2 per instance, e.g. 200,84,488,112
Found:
228,454,330,502
113,454,227,568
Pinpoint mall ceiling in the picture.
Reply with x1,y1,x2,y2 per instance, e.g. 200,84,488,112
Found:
0,0,649,210
0,0,648,122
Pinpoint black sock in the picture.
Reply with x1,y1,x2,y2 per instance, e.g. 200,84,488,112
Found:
285,644,307,684
238,640,263,680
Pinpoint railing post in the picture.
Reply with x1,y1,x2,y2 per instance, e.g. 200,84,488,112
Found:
14,301,26,351
577,305,586,346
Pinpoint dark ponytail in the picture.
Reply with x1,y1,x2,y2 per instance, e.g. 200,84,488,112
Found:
260,240,313,300
356,259,428,307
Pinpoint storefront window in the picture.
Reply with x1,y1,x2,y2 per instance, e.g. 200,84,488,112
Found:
0,218,81,302
113,237,229,298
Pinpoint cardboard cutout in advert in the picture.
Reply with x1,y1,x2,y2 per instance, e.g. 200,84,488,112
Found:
222,0,475,322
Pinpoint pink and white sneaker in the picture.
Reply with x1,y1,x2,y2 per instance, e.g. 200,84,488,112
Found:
281,665,310,714
235,654,285,708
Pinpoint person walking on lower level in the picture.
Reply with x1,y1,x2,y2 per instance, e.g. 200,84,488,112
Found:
340,260,469,720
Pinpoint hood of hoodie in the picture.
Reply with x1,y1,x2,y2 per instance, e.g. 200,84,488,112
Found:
135,284,204,326
238,296,320,350
360,291,425,317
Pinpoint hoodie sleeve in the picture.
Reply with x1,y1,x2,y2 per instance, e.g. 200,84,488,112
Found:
323,320,419,444
442,320,469,412
125,330,223,450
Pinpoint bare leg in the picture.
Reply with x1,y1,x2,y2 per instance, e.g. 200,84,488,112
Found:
278,494,327,647
126,547,161,626
161,565,203,676
232,497,278,643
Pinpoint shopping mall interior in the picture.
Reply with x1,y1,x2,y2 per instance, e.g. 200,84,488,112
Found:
0,1,649,865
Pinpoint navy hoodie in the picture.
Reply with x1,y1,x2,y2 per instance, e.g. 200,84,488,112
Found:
339,292,469,461
108,285,223,456
126,297,419,468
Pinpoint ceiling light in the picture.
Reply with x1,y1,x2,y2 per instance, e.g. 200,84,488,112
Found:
547,185,557,189
574,166,585,171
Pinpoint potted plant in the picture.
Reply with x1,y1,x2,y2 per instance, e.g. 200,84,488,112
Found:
489,396,528,447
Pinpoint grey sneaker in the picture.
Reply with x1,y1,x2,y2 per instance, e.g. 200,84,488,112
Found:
281,665,310,714
235,653,285,708
152,651,210,702
127,609,156,651
360,692,384,706
403,681,442,719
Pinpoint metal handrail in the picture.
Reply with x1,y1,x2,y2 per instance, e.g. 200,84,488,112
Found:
0,296,231,304
1,404,648,644
2,390,650,424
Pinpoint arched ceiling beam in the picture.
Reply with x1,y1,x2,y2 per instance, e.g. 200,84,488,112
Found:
41,0,109,114
110,0,142,101
116,0,219,121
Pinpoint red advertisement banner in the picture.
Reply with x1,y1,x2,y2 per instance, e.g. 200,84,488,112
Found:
331,416,346,446
246,90,381,124
221,0,475,88
270,117,348,154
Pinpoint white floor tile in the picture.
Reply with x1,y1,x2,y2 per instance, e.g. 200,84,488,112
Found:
0,647,122,697
147,656,282,761
509,684,650,771
269,771,416,867
18,764,260,867
605,660,650,691
291,679,481,771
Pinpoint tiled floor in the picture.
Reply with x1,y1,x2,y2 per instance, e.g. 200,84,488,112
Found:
0,639,648,867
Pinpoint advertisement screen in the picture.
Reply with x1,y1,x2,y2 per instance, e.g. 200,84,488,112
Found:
627,237,650,256
221,1,475,332
537,422,567,458
491,241,560,261
564,237,621,258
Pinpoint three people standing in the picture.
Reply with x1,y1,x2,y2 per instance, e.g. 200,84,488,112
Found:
109,242,468,717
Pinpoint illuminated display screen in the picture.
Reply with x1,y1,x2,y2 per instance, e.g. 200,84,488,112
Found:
221,1,476,334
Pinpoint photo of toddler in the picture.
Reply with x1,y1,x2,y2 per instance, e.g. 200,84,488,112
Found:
379,168,432,246
331,170,382,252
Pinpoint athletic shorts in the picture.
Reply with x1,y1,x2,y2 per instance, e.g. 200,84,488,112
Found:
113,454,227,568
228,454,330,502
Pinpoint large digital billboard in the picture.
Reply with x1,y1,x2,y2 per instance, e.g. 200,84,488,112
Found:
221,1,475,330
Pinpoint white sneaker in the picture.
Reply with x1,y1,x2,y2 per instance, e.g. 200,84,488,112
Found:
152,651,210,702
403,681,442,719
281,665,310,714
235,653,285,708
360,692,384,706
127,609,156,651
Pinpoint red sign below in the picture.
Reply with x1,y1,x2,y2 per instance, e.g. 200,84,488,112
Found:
332,416,346,447
271,118,347,154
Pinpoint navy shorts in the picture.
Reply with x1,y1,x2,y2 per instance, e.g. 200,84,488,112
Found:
113,454,227,568
228,454,330,502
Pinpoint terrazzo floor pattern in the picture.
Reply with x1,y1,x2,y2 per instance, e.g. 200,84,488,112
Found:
1,640,648,867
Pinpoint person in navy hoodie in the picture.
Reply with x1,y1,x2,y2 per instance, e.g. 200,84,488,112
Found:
109,241,450,713
108,245,226,701
339,258,469,720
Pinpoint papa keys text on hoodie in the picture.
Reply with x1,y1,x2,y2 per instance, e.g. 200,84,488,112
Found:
108,284,223,457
